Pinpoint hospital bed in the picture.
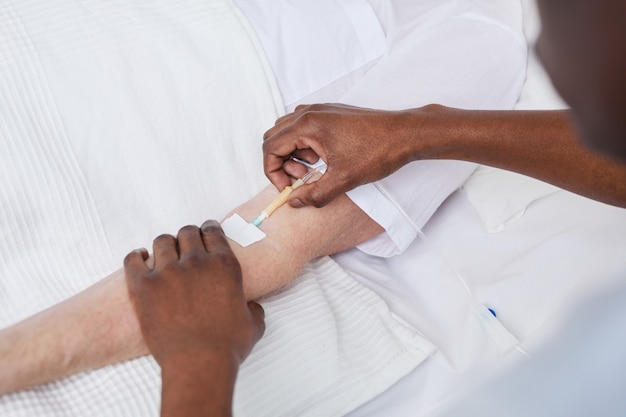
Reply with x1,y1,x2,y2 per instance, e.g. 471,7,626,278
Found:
1,0,625,416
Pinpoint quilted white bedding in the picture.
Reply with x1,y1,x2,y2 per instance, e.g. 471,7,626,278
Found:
0,0,433,415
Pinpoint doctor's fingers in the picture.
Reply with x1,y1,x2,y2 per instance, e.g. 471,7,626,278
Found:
263,131,331,189
287,168,356,208
280,157,314,180
124,249,151,279
152,234,179,269
123,249,154,307
200,220,243,282
176,225,205,257
200,220,231,252
263,104,337,157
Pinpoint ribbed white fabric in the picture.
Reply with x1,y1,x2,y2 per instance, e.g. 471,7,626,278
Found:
0,0,433,415
236,257,435,416
1,0,117,322
0,258,434,417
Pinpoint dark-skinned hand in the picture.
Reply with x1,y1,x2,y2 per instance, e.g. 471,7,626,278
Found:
124,220,265,368
262,103,435,208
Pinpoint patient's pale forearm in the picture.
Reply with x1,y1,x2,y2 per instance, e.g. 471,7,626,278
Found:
0,185,382,395
0,270,143,394
228,185,383,300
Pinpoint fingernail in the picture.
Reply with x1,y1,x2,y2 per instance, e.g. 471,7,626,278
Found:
290,198,304,208
201,219,221,233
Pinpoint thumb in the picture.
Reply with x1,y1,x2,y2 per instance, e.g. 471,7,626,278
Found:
288,176,348,208
247,301,266,343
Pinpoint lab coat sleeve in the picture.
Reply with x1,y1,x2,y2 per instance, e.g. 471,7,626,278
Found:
341,9,528,257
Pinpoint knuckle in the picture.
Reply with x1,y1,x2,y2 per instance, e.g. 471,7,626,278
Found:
124,249,147,268
294,104,311,113
179,224,198,235
305,103,323,112
154,233,175,244
307,190,328,208
263,124,279,141
262,135,285,154
422,103,444,113
123,252,135,267
201,219,222,234
263,128,272,141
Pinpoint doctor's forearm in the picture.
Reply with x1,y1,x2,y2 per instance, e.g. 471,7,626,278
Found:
411,106,626,207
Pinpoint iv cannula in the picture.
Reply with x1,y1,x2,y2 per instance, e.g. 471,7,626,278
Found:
252,168,320,227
